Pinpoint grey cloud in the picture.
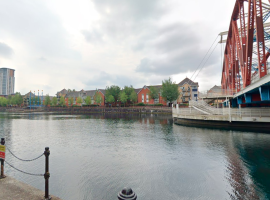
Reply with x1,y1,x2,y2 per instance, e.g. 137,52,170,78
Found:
91,0,166,40
84,71,139,89
0,0,80,60
81,30,103,44
136,23,220,76
0,42,13,58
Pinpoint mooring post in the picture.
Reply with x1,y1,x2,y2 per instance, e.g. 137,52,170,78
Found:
44,147,51,200
0,138,5,179
118,187,137,200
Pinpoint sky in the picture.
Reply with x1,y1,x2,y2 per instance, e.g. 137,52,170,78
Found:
0,0,237,95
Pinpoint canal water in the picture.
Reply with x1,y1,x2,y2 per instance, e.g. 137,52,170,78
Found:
0,113,270,200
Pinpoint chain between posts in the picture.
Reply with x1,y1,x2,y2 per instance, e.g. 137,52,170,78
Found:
6,146,44,162
4,160,43,176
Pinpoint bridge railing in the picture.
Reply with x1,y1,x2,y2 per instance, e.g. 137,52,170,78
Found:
199,89,235,98
173,102,270,118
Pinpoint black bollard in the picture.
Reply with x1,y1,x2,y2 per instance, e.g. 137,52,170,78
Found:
44,147,51,200
117,187,137,200
0,138,5,179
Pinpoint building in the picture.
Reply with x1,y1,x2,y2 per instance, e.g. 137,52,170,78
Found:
0,68,15,95
137,85,167,105
177,77,199,104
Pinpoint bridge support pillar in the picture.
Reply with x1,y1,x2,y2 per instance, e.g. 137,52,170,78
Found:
244,93,252,103
237,96,243,105
259,86,270,101
232,99,238,108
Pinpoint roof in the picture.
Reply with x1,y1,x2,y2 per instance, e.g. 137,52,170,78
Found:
209,85,222,91
178,77,198,86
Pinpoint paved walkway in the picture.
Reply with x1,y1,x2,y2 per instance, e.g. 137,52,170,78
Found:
0,176,62,200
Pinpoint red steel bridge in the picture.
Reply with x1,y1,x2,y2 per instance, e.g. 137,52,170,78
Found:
220,0,270,107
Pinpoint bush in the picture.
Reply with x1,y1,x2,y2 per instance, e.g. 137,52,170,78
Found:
155,103,164,106
82,104,99,107
135,103,145,106
72,104,80,107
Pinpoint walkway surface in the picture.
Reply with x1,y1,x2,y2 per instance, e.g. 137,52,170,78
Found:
0,176,62,200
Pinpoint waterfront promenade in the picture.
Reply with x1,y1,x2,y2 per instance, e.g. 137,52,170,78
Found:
0,176,61,200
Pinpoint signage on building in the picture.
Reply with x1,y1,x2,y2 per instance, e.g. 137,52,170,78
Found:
0,145,5,160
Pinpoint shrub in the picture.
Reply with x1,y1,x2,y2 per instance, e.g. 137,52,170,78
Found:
135,103,145,106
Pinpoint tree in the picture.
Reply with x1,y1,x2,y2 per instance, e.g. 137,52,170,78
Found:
44,95,51,106
148,86,159,101
69,97,74,106
123,85,134,101
76,97,83,106
67,89,71,93
106,95,115,106
52,97,57,106
105,85,121,102
59,96,65,107
12,93,23,106
130,90,138,106
119,91,128,107
161,77,180,104
0,97,8,107
85,96,91,105
94,91,102,105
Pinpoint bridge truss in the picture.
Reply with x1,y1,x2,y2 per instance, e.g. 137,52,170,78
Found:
221,0,270,92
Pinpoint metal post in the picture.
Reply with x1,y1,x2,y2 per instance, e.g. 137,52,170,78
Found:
239,104,241,117
30,91,31,110
118,187,137,200
44,147,51,200
0,138,5,178
228,100,231,122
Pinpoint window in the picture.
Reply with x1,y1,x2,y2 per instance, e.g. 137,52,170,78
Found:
154,98,159,104
194,94,197,97
142,94,144,102
146,94,149,102
192,89,197,92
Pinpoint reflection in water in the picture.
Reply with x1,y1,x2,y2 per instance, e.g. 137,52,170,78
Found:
0,113,269,199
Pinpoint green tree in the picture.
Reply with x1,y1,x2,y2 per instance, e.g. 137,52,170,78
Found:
0,97,8,107
59,96,65,107
76,97,83,106
106,95,115,106
94,91,102,105
68,97,74,106
85,96,91,105
44,95,51,106
161,77,180,103
123,85,134,101
52,97,57,106
105,85,120,102
7,95,12,105
119,91,128,107
67,89,71,93
148,86,159,101
130,90,138,106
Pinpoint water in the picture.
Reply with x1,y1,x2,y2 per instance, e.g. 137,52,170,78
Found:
0,112,270,200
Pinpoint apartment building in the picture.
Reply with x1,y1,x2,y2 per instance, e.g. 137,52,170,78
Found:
0,68,15,95
177,77,199,103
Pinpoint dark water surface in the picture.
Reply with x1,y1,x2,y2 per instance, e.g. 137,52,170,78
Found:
0,113,270,200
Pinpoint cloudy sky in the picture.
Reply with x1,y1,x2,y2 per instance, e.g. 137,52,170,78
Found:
0,0,236,95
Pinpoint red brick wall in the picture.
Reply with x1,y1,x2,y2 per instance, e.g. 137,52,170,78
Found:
137,87,166,105
137,88,154,104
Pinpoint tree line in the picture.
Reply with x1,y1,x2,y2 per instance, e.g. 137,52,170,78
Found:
43,90,103,107
105,77,180,106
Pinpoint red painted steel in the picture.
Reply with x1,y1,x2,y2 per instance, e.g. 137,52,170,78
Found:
221,0,268,91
